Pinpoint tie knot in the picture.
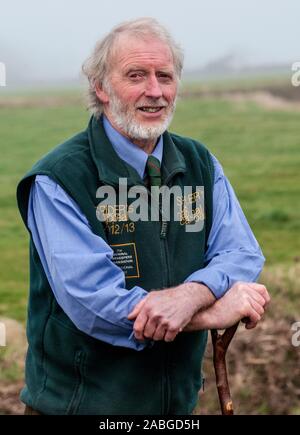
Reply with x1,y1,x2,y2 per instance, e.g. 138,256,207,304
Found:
146,155,161,187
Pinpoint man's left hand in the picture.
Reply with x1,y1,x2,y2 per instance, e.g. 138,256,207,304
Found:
127,283,215,342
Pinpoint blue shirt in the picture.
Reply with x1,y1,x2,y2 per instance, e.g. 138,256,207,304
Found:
27,116,265,350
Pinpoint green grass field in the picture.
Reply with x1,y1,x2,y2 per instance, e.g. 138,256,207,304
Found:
0,88,300,323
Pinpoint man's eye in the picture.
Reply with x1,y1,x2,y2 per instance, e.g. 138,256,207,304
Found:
129,73,143,80
158,74,172,81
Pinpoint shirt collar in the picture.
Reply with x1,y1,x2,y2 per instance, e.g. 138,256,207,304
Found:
103,115,163,179
88,115,186,187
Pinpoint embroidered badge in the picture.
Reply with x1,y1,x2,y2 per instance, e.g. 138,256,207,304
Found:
110,243,140,279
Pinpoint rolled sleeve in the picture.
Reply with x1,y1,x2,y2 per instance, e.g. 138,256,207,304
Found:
28,175,151,351
185,154,265,299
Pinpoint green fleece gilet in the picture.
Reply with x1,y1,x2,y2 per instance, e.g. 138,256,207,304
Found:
16,116,214,415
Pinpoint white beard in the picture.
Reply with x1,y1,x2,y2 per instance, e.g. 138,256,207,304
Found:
103,81,176,141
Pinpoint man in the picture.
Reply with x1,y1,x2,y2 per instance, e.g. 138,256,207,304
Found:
17,18,270,415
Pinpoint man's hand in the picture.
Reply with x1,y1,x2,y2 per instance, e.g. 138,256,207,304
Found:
184,282,270,332
128,282,215,342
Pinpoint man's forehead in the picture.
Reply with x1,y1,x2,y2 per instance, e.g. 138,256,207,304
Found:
110,33,174,70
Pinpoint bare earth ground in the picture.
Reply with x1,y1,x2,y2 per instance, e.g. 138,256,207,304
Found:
0,382,24,415
196,316,300,415
0,318,26,415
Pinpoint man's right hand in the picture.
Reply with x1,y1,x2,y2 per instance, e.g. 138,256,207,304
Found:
183,282,270,332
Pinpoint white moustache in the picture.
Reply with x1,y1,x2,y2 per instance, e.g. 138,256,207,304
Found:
136,102,168,109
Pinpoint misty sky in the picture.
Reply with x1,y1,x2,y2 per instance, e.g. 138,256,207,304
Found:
0,0,299,84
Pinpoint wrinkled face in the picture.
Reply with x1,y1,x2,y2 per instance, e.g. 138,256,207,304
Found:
96,34,178,144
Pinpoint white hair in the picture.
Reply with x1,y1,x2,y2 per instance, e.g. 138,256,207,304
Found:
82,17,184,118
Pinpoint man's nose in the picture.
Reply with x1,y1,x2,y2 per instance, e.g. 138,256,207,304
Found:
145,76,163,99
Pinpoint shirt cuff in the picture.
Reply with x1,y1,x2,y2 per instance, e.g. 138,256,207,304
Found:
184,269,228,299
129,331,155,350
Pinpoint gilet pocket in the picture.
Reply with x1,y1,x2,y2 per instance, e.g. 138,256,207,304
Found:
66,350,85,415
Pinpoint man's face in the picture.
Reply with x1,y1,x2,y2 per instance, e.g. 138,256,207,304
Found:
98,34,178,145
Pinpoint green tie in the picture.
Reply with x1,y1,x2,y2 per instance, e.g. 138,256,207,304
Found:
146,155,161,187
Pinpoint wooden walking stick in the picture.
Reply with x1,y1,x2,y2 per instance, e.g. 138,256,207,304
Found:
211,322,239,415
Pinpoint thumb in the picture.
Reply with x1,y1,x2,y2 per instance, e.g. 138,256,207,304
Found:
127,298,147,320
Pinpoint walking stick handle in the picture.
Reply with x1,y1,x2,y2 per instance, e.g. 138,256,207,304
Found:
211,322,239,415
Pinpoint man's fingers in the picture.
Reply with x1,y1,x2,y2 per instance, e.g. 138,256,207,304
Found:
146,321,184,342
249,299,265,316
245,321,258,330
127,307,139,321
247,283,270,305
164,325,184,343
152,325,167,341
143,318,159,340
244,305,261,329
133,311,149,340
164,328,180,342
127,298,147,320
248,291,266,308
244,298,266,329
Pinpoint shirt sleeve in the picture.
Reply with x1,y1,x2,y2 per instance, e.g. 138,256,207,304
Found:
185,154,265,299
27,175,151,351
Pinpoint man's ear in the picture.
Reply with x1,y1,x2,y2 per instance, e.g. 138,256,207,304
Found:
95,82,109,104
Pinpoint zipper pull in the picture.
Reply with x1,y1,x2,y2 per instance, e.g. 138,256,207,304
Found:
160,221,168,239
